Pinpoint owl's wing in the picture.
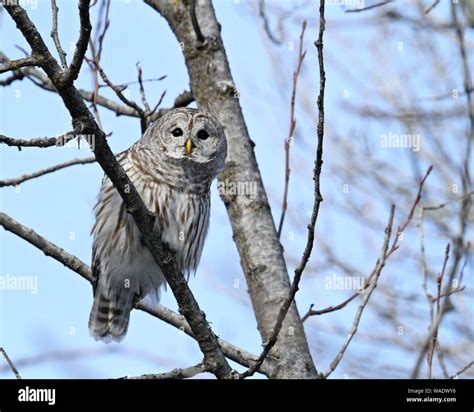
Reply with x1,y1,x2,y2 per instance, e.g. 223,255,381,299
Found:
91,149,129,290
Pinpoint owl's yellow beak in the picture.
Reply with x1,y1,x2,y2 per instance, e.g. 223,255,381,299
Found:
185,138,193,155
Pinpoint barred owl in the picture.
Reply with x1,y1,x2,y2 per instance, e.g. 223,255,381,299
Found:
89,108,227,342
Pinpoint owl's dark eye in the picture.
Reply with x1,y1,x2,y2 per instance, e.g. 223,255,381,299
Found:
197,130,209,140
171,128,183,137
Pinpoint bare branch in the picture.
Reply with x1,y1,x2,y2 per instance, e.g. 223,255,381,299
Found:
0,156,96,187
136,62,151,112
424,191,474,211
129,363,208,379
425,0,440,15
0,347,22,379
50,0,68,68
435,341,450,379
258,0,282,45
85,0,111,129
0,70,25,86
451,1,473,194
386,166,433,257
150,90,166,117
450,361,474,379
0,55,38,74
62,0,91,87
0,129,79,148
277,20,307,238
301,289,363,322
427,243,450,379
418,207,434,321
345,0,394,14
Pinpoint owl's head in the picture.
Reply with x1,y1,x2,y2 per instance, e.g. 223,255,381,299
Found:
139,108,227,181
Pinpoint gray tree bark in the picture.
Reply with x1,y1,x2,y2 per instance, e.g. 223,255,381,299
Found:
145,0,318,379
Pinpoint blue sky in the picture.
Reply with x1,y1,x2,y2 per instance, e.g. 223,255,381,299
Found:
1,0,472,379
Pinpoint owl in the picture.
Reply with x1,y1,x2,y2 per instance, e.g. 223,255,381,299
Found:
88,108,227,342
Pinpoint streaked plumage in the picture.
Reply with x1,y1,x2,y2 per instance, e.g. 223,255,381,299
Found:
89,108,227,342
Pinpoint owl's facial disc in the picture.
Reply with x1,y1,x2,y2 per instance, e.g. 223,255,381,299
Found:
159,113,223,167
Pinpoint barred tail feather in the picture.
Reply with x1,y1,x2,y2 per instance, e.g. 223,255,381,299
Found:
88,285,135,342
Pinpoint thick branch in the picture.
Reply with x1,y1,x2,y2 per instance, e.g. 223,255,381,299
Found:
0,55,38,73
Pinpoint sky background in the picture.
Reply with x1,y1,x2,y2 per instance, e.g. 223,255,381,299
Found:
0,0,472,379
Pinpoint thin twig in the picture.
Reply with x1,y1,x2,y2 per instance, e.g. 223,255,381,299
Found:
424,191,474,211
427,243,450,379
94,0,111,61
450,361,474,379
451,1,473,196
425,0,440,15
0,156,96,187
435,341,450,379
0,347,22,379
86,0,111,129
301,286,365,322
150,90,167,118
418,207,434,321
386,166,433,257
88,57,146,131
345,0,394,13
458,241,470,286
258,0,282,45
136,62,151,112
239,2,326,379
110,75,166,89
50,0,68,68
277,20,307,238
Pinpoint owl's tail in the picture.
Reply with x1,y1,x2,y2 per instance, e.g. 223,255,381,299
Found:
88,286,135,342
